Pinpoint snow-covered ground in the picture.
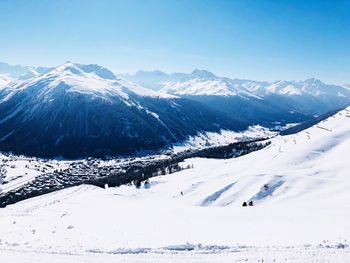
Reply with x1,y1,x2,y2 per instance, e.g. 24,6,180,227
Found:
1,107,350,262
172,125,276,153
0,125,273,195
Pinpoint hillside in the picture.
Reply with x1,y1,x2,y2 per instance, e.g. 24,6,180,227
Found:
0,107,349,261
125,70,350,116
0,63,248,158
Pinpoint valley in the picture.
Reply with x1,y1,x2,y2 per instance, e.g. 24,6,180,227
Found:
2,1,350,261
1,61,350,262
0,137,271,207
0,106,349,262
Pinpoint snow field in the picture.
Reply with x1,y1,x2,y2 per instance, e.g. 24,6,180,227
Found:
1,107,350,261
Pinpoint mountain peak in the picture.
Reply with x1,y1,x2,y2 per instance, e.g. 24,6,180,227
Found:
304,78,323,85
77,63,116,80
191,69,216,79
50,62,117,80
134,70,168,78
53,62,84,76
9,62,174,101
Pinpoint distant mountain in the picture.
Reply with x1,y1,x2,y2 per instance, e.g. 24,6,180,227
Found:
0,61,52,80
124,70,312,126
160,69,258,98
0,62,32,79
255,78,350,115
124,70,350,116
0,63,247,158
2,62,348,157
121,70,170,91
0,74,13,89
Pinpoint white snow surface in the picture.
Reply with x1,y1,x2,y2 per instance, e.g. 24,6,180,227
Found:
130,69,350,100
2,63,175,102
161,77,259,98
1,107,350,261
172,125,276,153
0,74,14,89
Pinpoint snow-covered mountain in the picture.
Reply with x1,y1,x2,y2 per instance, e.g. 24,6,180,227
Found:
121,70,174,91
1,61,348,157
160,69,258,98
0,62,31,79
0,62,247,158
127,70,311,126
259,78,350,115
123,69,261,97
1,107,350,262
0,74,13,89
124,70,350,116
0,62,55,90
0,61,52,80
343,84,350,91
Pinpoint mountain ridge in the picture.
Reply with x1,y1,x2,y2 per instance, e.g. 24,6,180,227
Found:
1,61,348,157
0,62,248,158
123,69,350,116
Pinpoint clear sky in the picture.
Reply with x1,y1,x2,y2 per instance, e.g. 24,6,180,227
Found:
0,0,349,84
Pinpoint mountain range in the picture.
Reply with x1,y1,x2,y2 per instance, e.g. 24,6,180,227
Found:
0,62,246,157
1,61,349,157
123,70,350,116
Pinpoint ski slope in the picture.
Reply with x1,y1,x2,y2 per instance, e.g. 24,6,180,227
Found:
1,107,350,262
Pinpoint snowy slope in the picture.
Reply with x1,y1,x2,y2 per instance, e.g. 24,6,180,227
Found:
160,69,258,98
0,61,52,80
172,125,276,153
155,70,311,125
0,62,30,79
127,69,350,101
125,69,263,98
0,63,248,157
343,84,350,90
1,107,350,261
126,70,350,116
272,78,350,97
2,62,174,101
0,74,13,89
121,70,171,91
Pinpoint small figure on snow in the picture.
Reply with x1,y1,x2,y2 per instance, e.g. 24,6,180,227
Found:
144,179,150,189
242,201,247,207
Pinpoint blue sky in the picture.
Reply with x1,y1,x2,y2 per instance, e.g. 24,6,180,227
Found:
0,0,349,83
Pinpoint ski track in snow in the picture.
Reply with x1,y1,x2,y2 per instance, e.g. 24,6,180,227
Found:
1,243,349,262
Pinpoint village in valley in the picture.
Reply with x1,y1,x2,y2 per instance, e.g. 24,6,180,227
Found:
0,137,270,208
